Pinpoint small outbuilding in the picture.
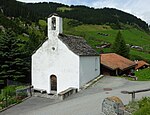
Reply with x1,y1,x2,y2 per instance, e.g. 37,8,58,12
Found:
100,53,136,76
135,60,149,70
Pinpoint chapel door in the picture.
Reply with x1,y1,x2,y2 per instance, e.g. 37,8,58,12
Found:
50,75,57,91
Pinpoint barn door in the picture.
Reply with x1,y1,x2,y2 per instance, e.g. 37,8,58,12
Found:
50,75,57,91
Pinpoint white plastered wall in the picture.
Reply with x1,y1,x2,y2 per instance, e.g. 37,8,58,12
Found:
79,56,100,87
32,38,80,94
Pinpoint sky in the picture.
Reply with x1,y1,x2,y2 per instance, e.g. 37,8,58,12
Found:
17,0,150,25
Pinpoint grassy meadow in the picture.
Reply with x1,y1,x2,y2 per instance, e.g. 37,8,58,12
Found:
63,18,150,62
135,68,150,81
39,18,150,62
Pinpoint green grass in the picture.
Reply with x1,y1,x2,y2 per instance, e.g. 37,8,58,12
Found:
126,97,150,115
64,19,150,47
0,85,29,110
134,106,150,115
39,20,47,27
15,85,27,90
135,68,150,81
57,7,73,12
130,50,150,62
63,18,150,62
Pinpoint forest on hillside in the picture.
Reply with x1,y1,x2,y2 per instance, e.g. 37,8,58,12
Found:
0,0,149,31
0,0,150,84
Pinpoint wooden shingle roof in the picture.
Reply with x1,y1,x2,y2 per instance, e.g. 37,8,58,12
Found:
58,34,99,56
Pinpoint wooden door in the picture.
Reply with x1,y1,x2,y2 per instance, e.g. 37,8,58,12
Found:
50,75,57,91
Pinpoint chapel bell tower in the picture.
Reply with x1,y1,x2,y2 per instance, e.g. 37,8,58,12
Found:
48,13,63,38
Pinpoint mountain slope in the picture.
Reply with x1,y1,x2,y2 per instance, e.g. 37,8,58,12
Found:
0,0,150,63
26,3,149,31
0,0,39,21
62,18,150,62
0,0,149,31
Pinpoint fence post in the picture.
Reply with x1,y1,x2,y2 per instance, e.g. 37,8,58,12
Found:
131,92,135,102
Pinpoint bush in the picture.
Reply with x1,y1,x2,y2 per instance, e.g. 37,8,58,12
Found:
0,85,28,109
3,86,16,97
133,97,150,115
0,94,4,109
68,20,83,27
134,106,150,115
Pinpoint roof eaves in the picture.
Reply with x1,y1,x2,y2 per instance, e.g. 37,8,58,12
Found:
101,64,117,71
121,63,137,71
48,13,59,17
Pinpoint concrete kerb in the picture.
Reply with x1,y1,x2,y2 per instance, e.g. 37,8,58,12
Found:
80,75,104,90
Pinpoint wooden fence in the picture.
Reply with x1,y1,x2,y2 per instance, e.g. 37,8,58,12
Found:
121,88,150,101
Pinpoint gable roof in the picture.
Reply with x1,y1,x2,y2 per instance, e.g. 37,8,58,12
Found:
135,60,149,70
58,34,99,56
100,53,136,70
48,13,59,17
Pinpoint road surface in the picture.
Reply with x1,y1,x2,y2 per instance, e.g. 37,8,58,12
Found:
1,76,150,115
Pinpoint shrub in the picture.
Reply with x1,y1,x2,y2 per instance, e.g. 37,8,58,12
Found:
133,97,150,115
134,106,150,115
0,85,29,109
3,86,16,97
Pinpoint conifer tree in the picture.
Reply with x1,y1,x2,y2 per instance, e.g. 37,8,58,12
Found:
0,30,28,81
111,31,130,58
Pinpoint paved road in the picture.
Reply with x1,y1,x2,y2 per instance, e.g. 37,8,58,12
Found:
1,77,150,115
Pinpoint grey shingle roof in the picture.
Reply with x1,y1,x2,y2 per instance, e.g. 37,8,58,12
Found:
58,34,99,56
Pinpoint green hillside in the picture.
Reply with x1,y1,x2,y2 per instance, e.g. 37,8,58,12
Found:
0,0,150,84
1,0,149,31
62,18,150,62
63,18,150,47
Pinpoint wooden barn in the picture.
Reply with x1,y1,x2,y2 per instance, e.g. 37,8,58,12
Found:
135,60,149,70
100,53,136,76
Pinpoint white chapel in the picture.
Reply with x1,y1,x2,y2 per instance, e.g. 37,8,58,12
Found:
32,13,100,94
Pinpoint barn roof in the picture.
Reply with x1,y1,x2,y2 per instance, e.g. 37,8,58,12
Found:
100,53,136,70
135,60,149,70
58,34,99,56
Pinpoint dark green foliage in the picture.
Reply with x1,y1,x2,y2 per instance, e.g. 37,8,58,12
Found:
3,86,16,97
0,0,38,21
24,32,44,55
130,54,143,61
0,30,29,81
111,31,130,58
133,97,150,115
0,0,149,31
0,0,149,85
67,20,83,27
0,13,24,34
0,85,29,109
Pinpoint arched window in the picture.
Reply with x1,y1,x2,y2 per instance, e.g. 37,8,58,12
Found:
51,17,56,30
